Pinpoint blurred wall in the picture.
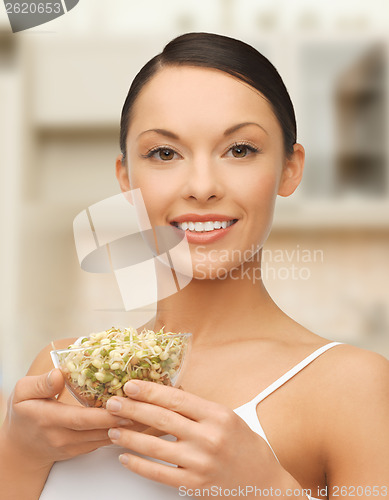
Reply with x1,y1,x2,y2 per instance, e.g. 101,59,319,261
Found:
1,0,389,411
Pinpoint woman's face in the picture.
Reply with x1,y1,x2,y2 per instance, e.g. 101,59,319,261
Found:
117,66,303,279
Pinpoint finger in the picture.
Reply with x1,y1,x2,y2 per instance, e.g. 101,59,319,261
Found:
48,427,112,446
108,428,191,467
71,428,113,443
118,452,189,489
141,426,171,437
122,380,219,421
58,404,133,431
65,438,113,458
20,398,133,431
106,396,198,439
109,420,155,434
119,422,162,434
13,369,65,403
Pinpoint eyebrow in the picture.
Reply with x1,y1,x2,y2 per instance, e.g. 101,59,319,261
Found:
137,122,268,141
224,122,268,136
137,129,179,140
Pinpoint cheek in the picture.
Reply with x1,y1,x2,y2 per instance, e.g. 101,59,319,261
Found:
252,172,280,212
238,169,281,250
236,166,281,216
129,170,170,223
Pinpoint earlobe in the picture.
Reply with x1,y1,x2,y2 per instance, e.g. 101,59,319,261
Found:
115,154,132,193
277,143,305,197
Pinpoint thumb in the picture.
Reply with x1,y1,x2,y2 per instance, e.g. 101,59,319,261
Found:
13,369,65,404
46,368,65,397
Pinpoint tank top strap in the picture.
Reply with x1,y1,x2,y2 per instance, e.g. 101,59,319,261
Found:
248,341,344,407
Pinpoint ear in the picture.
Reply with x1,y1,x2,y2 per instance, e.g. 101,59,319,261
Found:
115,154,131,193
277,143,305,197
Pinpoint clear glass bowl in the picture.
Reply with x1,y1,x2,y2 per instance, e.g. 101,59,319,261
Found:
50,332,192,408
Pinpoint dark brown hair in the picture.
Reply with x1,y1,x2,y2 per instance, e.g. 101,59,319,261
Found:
120,32,297,160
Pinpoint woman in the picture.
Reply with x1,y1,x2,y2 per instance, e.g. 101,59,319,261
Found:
1,33,388,500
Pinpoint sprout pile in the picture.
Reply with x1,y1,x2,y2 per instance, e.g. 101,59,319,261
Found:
57,327,189,408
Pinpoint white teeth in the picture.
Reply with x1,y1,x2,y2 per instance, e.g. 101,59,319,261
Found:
175,220,236,232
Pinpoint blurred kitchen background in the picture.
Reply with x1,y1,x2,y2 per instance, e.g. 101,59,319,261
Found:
1,0,389,419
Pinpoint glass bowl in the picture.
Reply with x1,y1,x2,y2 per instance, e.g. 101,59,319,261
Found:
50,330,192,408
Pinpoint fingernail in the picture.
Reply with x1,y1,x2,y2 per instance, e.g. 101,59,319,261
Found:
106,399,122,412
108,428,121,440
119,454,129,465
47,370,54,388
124,382,140,396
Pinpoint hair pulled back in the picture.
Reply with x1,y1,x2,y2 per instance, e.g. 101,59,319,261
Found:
120,32,296,160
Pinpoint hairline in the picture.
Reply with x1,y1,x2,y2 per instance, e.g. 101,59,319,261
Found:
122,61,289,165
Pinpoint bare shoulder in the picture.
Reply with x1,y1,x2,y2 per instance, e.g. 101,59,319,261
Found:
317,342,389,411
318,343,389,485
27,337,78,376
322,343,389,395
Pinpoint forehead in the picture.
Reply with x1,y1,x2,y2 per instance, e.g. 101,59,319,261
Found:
128,66,282,140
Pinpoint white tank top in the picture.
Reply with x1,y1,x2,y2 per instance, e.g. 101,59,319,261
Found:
39,341,343,500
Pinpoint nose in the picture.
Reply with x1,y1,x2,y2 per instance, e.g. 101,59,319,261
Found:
182,155,224,203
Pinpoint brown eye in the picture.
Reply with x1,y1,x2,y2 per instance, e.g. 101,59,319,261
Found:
231,145,248,158
159,148,175,160
143,147,180,161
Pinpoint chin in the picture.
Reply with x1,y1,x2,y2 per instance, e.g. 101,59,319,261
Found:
191,260,240,281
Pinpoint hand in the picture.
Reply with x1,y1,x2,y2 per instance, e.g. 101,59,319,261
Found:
1,369,132,468
105,380,298,494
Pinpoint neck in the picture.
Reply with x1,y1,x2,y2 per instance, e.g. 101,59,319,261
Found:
147,250,283,349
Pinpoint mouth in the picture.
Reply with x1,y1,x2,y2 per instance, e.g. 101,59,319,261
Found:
170,219,238,233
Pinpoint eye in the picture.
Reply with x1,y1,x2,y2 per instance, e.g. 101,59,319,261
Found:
232,145,249,158
157,148,175,161
142,147,181,161
225,142,260,159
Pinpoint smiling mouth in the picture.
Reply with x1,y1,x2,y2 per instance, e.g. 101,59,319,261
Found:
171,219,238,232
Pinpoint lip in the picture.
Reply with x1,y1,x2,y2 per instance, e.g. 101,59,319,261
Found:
170,213,236,223
170,215,239,245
